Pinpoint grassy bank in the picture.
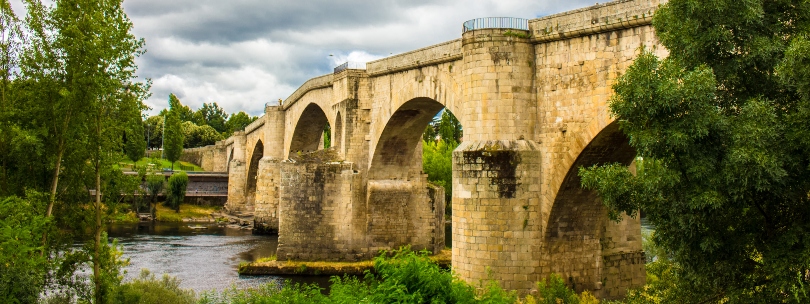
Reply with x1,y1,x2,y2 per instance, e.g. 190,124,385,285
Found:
239,249,452,276
155,204,220,222
118,157,204,172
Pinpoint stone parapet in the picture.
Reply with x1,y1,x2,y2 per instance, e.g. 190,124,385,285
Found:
281,74,334,110
366,39,462,76
529,0,664,43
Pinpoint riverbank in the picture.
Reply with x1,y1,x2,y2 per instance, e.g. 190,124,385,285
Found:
239,249,452,276
111,203,223,223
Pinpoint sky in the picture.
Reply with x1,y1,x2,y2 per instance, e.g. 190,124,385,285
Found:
11,0,599,117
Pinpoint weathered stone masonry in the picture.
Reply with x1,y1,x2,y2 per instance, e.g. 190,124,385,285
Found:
186,0,667,299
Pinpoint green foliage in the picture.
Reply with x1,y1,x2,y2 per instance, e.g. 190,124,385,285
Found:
182,121,224,148
192,102,228,134
439,110,462,143
0,195,49,303
323,124,331,149
423,124,437,142
535,274,579,304
200,248,516,304
146,172,165,217
164,94,184,169
423,139,457,213
114,269,195,304
165,172,188,212
144,115,164,150
580,0,810,301
125,114,147,162
225,111,258,136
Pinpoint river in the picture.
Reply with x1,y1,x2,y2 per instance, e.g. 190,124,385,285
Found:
108,220,648,294
106,222,331,293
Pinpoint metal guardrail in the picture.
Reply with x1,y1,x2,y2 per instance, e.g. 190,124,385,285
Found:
334,61,367,74
462,17,529,33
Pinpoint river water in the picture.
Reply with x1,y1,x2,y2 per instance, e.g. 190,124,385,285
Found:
106,222,332,293
108,220,648,294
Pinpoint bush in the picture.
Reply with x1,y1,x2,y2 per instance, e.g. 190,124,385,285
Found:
165,172,188,212
114,269,195,304
200,248,516,303
536,274,580,304
0,195,49,304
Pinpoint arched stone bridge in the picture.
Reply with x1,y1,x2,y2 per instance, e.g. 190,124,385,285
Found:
189,0,667,298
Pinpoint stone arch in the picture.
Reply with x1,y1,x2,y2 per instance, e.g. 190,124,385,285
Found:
544,121,637,292
288,103,330,157
333,111,343,153
369,64,463,169
245,140,264,204
368,97,445,180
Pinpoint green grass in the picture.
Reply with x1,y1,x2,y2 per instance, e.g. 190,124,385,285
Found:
155,203,220,222
119,157,204,172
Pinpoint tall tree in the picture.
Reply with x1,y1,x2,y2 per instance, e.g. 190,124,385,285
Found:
47,0,150,301
579,0,810,301
125,111,147,162
164,94,184,171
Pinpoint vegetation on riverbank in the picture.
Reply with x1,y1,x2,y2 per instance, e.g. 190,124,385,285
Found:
118,157,204,172
239,249,452,276
154,204,220,222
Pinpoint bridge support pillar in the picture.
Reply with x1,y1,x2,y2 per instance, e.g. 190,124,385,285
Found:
225,131,248,213
455,26,541,292
452,140,542,291
253,105,286,233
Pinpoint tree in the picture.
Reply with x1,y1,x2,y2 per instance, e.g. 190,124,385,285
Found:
0,196,49,303
579,0,810,301
165,171,188,212
144,115,164,150
164,95,193,122
225,111,257,137
422,139,456,214
164,94,184,171
125,113,147,162
47,0,150,301
182,121,223,148
193,102,228,134
145,172,165,220
438,110,462,143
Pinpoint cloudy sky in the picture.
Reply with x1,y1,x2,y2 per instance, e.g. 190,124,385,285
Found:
14,0,598,116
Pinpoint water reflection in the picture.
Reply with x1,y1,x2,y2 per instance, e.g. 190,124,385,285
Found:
108,222,282,293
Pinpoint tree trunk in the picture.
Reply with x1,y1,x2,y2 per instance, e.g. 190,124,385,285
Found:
93,162,101,304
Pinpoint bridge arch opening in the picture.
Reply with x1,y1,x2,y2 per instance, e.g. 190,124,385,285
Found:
545,121,638,292
289,103,330,157
245,140,264,205
369,97,451,181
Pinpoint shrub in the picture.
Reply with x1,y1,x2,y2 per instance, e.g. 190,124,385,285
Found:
165,172,188,212
114,269,195,304
536,274,580,304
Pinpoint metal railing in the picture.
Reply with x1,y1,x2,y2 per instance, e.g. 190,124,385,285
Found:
462,17,529,33
334,61,367,74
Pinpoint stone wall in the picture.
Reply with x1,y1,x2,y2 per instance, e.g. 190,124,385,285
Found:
181,143,228,172
453,140,543,291
366,179,444,254
276,161,360,261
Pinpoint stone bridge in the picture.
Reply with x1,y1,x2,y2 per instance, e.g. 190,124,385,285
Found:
190,0,667,298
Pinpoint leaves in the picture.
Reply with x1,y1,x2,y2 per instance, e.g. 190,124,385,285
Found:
581,0,810,301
